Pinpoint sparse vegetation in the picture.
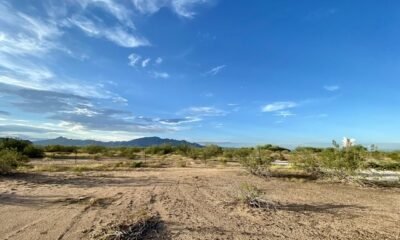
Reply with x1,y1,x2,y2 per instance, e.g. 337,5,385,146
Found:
0,137,398,188
0,149,28,174
238,183,276,210
92,211,164,240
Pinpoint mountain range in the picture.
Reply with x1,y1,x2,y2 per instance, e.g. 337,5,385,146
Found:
34,136,203,148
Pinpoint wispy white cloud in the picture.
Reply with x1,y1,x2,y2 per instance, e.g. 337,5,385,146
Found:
151,71,170,79
105,27,149,48
0,3,63,57
262,101,297,112
183,106,227,117
324,85,340,91
142,58,151,67
274,111,295,118
157,116,201,126
79,0,135,29
205,65,226,76
155,57,163,64
132,0,210,18
128,53,142,67
66,16,149,48
17,13,63,40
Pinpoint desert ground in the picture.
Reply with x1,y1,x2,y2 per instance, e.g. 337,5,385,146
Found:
0,165,399,240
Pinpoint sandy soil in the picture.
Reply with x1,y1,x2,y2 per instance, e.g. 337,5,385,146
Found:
0,167,399,240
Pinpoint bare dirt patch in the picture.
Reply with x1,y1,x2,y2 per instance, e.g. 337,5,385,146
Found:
0,167,399,239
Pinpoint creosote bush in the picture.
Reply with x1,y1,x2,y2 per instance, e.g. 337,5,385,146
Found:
0,137,43,158
292,141,368,178
240,147,275,176
0,149,28,174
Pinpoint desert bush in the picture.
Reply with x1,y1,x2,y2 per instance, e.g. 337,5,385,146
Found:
84,145,106,154
0,137,44,159
240,147,274,176
363,160,400,171
44,145,78,153
320,146,366,175
238,183,276,210
238,183,262,202
23,145,44,158
121,147,142,159
387,152,400,162
174,144,192,156
130,161,143,168
93,154,102,160
201,145,223,161
222,149,235,161
292,142,368,178
292,149,322,176
93,211,163,240
0,149,28,174
257,144,290,152
233,148,252,161
0,138,31,152
295,146,324,153
144,144,175,155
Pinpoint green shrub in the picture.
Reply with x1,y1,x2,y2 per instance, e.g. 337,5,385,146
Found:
292,143,367,177
43,145,78,153
292,149,322,176
200,145,223,163
233,148,252,161
295,146,323,153
175,144,192,156
130,161,143,168
0,149,27,174
83,145,106,154
222,149,234,161
23,145,44,158
0,138,31,152
121,147,142,159
145,144,175,155
257,144,290,152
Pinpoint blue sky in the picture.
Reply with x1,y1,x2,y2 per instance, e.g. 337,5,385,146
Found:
1,0,400,147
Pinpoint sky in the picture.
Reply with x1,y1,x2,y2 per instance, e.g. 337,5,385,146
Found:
1,0,400,148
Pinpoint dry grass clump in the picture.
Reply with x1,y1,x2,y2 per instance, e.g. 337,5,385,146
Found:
238,183,277,210
92,211,165,240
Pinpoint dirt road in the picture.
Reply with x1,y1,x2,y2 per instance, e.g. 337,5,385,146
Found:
0,167,399,239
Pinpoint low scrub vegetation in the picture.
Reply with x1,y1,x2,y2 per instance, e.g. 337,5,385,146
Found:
238,183,276,210
91,211,165,240
2,137,400,180
0,138,43,174
0,149,28,174
292,141,400,178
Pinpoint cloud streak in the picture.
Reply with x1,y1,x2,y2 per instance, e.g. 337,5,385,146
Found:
65,16,149,48
151,71,170,79
262,101,297,112
324,85,340,91
205,65,226,76
132,0,211,18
